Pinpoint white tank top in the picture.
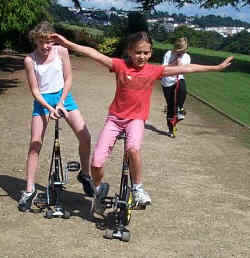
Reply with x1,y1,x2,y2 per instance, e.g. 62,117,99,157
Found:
31,46,64,94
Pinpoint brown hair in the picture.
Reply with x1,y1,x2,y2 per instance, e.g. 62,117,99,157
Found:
173,37,188,53
29,21,55,42
126,31,153,50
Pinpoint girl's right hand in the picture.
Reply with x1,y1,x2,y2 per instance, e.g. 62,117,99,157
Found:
49,108,61,120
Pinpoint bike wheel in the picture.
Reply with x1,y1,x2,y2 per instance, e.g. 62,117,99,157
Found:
45,209,54,219
104,229,114,239
121,231,130,242
63,210,71,219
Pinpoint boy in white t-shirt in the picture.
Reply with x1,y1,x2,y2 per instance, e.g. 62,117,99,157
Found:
161,37,191,137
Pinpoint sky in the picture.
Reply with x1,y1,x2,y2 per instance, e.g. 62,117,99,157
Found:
57,0,250,23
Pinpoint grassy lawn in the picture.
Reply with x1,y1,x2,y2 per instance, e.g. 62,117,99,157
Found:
186,72,250,126
153,41,250,127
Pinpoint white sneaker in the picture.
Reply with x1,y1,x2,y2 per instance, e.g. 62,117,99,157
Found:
132,186,151,206
177,108,185,120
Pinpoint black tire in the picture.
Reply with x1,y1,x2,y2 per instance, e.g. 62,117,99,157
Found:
45,209,54,219
104,229,113,239
121,231,130,242
63,210,71,219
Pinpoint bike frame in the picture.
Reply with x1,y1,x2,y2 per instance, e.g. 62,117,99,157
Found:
102,132,133,241
34,118,80,219
47,119,65,207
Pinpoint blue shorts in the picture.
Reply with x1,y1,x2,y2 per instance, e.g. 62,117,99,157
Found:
32,89,78,116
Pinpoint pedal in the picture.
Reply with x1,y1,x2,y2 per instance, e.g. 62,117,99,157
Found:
34,192,48,208
67,161,80,172
132,203,147,210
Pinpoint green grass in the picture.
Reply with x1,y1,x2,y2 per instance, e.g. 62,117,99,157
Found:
153,41,250,127
186,72,250,126
153,41,250,62
56,22,104,36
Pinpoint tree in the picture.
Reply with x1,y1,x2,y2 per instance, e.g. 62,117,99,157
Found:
0,0,51,33
133,0,250,10
69,0,250,14
0,0,51,50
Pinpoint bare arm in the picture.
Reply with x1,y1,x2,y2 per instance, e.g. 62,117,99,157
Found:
24,56,60,119
24,56,56,113
57,47,72,103
55,46,72,117
51,33,113,69
162,56,234,77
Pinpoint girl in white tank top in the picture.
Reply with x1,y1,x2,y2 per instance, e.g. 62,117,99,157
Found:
18,22,92,211
31,46,64,94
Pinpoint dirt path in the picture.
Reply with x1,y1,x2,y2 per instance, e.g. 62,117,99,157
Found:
0,54,250,258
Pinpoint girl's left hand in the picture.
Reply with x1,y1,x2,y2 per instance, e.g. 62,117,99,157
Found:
219,56,234,70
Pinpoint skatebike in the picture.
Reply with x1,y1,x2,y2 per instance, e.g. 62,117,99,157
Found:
99,132,147,242
34,116,80,219
167,76,184,138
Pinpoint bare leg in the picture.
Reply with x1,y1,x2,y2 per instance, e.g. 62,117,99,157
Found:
65,109,91,175
127,148,142,184
91,166,104,187
26,115,49,192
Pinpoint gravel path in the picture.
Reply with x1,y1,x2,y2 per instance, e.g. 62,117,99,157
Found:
0,54,250,257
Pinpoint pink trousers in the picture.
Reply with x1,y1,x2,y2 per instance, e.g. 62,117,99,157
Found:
91,115,145,168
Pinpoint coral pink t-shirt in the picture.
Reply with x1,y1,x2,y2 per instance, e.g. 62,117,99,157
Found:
109,58,164,120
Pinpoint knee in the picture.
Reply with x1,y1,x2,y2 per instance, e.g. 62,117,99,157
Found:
127,148,139,159
28,141,42,155
91,147,110,168
91,156,105,168
79,127,91,146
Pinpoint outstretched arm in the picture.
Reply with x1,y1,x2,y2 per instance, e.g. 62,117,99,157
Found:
162,56,234,77
50,33,113,69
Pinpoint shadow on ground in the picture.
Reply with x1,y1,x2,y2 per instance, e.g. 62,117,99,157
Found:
0,175,93,221
0,54,25,73
145,123,168,136
0,54,25,94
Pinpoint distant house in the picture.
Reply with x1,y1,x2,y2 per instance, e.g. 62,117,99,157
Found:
205,26,245,37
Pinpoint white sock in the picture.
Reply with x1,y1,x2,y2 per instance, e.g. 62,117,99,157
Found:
132,183,143,191
27,184,35,193
96,185,101,192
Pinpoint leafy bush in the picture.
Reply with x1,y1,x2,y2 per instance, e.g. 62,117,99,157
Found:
98,37,120,56
54,23,103,49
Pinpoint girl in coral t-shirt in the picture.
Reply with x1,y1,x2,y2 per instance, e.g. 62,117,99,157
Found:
51,31,233,213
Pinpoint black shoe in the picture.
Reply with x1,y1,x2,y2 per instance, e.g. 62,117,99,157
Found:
167,120,175,138
18,190,37,212
94,183,109,215
77,172,95,197
167,131,175,138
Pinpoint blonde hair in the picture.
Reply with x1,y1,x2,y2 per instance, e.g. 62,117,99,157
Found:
29,21,55,42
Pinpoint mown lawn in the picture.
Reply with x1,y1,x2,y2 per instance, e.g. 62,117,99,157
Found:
153,41,250,126
186,72,250,126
